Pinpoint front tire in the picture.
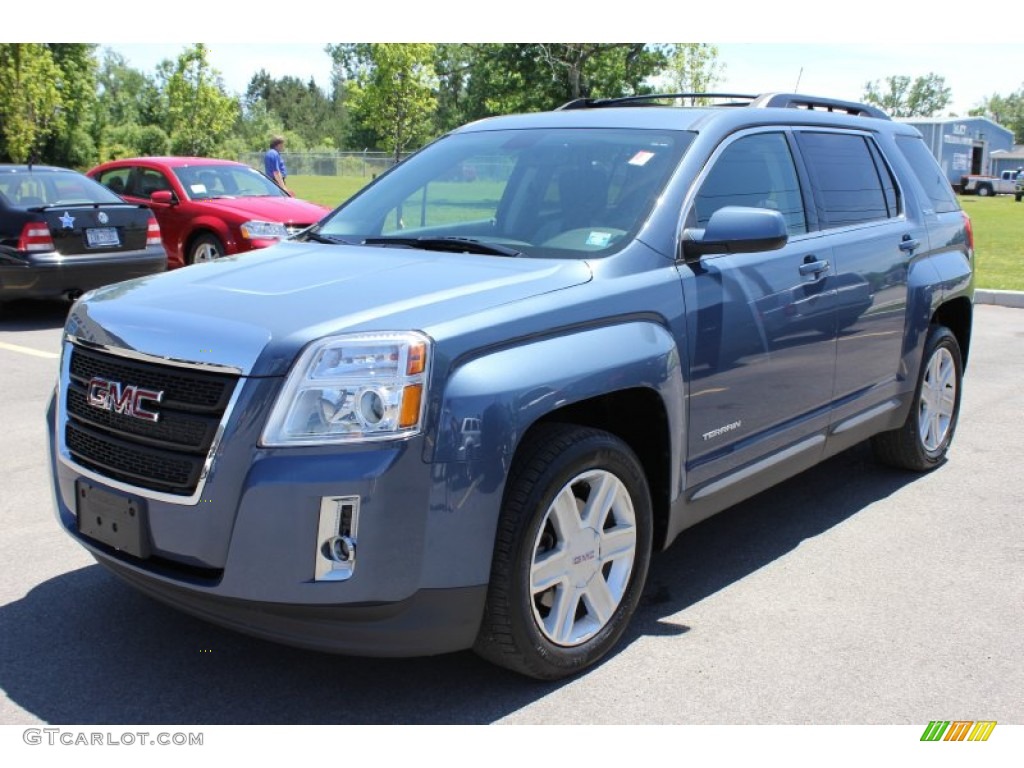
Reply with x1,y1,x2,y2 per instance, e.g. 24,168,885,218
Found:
872,325,963,471
187,234,224,265
473,424,652,680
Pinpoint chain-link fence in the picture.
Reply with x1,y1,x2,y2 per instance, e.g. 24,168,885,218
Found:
239,151,403,178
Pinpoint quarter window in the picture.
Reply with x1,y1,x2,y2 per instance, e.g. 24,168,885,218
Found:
694,132,807,236
895,134,960,214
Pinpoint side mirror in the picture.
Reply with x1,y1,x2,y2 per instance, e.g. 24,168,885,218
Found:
681,206,788,262
150,190,176,205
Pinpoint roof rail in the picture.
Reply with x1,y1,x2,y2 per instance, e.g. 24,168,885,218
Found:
556,91,890,120
749,93,890,120
558,93,758,110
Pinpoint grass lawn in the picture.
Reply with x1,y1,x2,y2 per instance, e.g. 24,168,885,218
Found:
290,175,1024,291
959,195,1024,291
289,175,371,209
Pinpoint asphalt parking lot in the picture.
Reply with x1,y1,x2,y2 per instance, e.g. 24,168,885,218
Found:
0,299,1021,725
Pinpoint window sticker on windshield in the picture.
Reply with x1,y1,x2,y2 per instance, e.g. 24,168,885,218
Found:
586,231,613,247
628,151,655,167
190,184,207,194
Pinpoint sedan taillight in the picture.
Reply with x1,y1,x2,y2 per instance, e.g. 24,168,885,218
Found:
17,222,54,252
146,216,162,246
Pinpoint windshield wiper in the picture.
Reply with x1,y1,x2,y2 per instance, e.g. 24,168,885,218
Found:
305,231,350,245
362,236,522,257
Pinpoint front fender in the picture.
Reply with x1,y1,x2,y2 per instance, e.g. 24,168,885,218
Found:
180,217,236,257
418,321,684,588
434,320,683,480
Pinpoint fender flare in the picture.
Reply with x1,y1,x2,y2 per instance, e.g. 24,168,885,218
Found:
432,319,684,481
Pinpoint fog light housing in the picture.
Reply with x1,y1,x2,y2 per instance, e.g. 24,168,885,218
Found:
315,495,359,581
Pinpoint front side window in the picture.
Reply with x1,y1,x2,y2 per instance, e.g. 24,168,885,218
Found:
693,132,808,236
316,128,693,258
796,132,901,227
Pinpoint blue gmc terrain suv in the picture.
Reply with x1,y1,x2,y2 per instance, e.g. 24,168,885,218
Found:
48,93,974,679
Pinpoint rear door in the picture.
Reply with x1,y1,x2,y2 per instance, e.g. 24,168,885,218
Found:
121,165,189,260
792,130,912,419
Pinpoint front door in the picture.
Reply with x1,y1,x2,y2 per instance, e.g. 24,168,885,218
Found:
679,130,838,491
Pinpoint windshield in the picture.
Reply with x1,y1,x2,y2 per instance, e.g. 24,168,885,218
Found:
316,127,693,258
0,170,123,208
172,164,288,201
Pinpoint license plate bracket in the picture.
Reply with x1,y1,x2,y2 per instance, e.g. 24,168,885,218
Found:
76,481,150,558
85,227,120,248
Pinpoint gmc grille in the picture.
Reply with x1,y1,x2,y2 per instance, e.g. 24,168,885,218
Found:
64,345,239,496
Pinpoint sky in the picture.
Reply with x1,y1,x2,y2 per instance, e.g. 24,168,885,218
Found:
5,0,1022,119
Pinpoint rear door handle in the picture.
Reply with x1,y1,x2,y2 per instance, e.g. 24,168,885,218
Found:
799,258,829,276
899,237,921,253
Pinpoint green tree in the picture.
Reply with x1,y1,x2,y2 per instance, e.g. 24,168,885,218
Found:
243,71,336,148
462,44,668,120
95,49,161,129
971,87,1024,143
43,43,98,166
660,44,725,101
328,43,438,162
433,43,475,135
0,44,65,163
863,73,952,117
160,44,238,156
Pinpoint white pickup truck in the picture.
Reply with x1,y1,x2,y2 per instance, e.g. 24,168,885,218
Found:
960,170,1019,197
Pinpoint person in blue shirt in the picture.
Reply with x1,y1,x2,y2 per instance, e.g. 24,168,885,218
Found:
264,136,288,193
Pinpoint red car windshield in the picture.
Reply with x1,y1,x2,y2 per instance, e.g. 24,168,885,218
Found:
172,165,288,201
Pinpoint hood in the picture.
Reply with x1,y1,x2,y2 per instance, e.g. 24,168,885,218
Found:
66,242,592,376
196,195,329,224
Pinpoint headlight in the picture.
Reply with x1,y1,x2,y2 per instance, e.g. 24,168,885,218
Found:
240,220,289,240
261,332,431,446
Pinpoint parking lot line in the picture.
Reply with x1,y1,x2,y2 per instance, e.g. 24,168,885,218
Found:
0,341,59,359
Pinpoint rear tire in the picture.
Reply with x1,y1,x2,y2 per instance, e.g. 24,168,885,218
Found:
473,424,652,680
975,185,992,197
872,325,962,471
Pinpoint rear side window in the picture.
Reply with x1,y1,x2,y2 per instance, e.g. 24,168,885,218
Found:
894,135,960,214
797,132,901,227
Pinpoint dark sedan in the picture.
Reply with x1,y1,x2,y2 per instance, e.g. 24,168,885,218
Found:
0,165,166,308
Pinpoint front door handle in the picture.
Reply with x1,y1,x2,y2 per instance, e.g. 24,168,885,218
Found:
799,258,829,276
899,237,921,253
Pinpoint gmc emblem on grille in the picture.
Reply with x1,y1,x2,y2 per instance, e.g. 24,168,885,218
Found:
86,377,164,422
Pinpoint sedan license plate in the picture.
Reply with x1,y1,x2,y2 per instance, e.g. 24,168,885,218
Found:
76,481,150,558
85,227,120,248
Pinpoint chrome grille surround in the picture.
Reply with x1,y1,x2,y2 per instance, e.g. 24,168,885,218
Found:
56,337,246,506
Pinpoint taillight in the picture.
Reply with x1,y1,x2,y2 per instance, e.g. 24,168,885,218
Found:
962,211,974,254
146,216,162,247
17,222,54,252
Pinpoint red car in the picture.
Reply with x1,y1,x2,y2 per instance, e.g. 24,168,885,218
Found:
88,157,330,268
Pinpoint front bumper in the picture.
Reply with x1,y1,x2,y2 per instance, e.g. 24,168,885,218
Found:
98,556,485,656
47,376,496,657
